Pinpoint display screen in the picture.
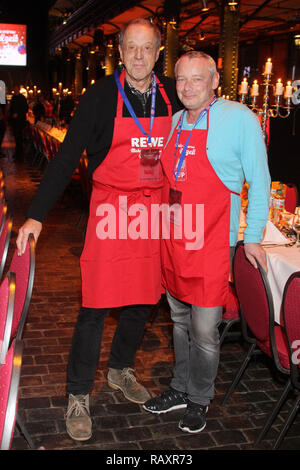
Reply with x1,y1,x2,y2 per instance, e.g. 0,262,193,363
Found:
0,24,27,66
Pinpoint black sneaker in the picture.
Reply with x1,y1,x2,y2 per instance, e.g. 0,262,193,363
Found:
143,388,188,414
178,400,208,433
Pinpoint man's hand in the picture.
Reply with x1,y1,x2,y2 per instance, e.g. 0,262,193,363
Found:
244,243,267,273
16,218,42,256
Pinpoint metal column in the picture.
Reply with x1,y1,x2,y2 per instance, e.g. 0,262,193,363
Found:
219,0,240,100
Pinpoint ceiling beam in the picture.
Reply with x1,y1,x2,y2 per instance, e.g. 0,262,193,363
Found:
240,0,274,27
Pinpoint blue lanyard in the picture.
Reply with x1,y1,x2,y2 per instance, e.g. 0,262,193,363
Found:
114,70,157,146
173,96,217,185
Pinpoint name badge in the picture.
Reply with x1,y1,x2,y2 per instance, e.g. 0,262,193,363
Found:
140,148,160,181
169,187,182,205
168,188,182,226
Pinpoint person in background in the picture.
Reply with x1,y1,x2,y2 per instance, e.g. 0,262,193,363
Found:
143,51,270,434
8,85,28,159
32,95,45,124
16,18,180,442
59,93,75,125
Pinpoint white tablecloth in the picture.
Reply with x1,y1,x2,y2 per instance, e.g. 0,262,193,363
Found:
265,245,300,324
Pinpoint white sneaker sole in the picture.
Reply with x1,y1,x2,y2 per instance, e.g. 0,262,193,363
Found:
178,422,206,434
178,405,208,433
143,403,187,414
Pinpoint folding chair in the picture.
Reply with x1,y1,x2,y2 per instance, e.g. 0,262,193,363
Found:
0,272,16,366
221,242,289,408
0,339,23,450
0,217,12,280
0,338,34,450
7,233,35,340
219,282,240,346
255,271,300,449
285,184,298,214
0,201,7,235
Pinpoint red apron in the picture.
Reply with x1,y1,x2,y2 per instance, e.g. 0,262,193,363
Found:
80,71,172,308
161,110,238,307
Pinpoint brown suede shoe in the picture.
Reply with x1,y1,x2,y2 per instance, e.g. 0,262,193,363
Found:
65,394,92,441
108,367,151,404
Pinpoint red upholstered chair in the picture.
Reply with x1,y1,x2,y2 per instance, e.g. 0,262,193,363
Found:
0,217,12,280
0,339,23,450
7,233,35,340
285,184,298,214
219,283,240,346
0,201,7,235
255,271,300,449
0,272,16,366
221,242,290,409
0,337,34,450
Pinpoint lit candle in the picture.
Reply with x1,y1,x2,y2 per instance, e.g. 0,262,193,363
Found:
217,86,221,97
251,80,259,96
275,79,283,96
264,58,272,74
240,78,248,94
285,81,293,98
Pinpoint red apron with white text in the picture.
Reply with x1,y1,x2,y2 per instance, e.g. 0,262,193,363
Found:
80,71,172,308
161,110,238,307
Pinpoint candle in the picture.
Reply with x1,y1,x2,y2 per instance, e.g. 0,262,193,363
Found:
251,80,259,96
285,81,293,98
275,79,283,96
240,78,248,94
264,58,272,74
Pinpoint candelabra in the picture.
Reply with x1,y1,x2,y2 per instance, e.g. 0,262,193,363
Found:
238,58,294,141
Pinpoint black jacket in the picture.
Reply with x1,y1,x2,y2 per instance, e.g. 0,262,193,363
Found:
27,72,181,222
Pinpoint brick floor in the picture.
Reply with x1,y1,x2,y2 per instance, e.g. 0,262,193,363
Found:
1,129,300,451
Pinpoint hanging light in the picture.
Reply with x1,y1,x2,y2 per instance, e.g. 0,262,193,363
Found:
201,0,209,12
227,0,239,11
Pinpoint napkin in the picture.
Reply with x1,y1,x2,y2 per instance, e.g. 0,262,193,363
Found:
261,220,289,245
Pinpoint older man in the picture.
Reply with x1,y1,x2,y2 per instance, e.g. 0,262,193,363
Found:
143,51,271,434
17,18,180,441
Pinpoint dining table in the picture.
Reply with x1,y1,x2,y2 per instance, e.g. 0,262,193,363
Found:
264,244,300,324
238,215,300,324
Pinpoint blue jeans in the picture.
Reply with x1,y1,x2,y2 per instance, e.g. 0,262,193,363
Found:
167,291,222,406
167,246,235,406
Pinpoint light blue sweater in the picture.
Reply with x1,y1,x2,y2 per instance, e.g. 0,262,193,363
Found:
169,98,271,246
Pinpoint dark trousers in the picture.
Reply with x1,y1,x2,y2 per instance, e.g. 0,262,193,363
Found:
66,304,152,395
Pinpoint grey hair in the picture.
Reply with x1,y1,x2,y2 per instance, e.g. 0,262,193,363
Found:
118,18,161,50
175,51,217,79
